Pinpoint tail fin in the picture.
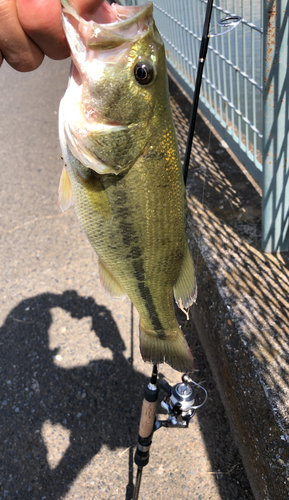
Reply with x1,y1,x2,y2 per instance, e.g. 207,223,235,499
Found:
139,322,194,372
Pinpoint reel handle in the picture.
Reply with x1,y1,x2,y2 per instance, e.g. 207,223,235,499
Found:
158,378,172,395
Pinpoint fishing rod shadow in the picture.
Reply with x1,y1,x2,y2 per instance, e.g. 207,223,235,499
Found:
0,290,147,499
125,301,136,500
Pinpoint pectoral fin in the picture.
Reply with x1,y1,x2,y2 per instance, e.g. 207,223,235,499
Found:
58,166,74,212
174,246,197,311
98,258,126,301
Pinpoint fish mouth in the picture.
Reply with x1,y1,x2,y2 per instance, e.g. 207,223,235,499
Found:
61,0,154,49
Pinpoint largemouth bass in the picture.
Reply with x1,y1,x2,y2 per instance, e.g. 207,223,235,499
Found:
58,0,197,372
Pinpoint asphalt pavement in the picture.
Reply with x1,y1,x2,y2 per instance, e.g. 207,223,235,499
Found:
0,58,253,500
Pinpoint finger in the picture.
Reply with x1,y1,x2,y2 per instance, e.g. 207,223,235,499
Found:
17,0,70,61
0,0,44,71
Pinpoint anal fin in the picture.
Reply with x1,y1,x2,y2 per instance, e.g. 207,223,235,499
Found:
98,258,126,301
174,246,197,310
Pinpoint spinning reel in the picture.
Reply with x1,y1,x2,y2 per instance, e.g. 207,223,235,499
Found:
155,374,207,429
134,369,207,474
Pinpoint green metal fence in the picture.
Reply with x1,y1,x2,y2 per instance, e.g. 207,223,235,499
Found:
262,0,289,253
121,0,289,253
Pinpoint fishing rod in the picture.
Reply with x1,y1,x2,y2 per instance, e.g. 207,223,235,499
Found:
133,364,158,500
132,366,207,500
183,4,242,183
183,0,214,185
132,4,215,497
132,3,242,498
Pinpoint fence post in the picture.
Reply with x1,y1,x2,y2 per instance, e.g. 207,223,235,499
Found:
262,0,289,252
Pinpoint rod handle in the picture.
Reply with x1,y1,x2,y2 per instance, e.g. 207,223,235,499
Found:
135,384,159,467
139,398,157,437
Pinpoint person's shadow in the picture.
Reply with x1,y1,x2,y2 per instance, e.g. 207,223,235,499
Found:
0,290,148,499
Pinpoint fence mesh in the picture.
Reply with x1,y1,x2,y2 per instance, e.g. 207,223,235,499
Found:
122,0,263,176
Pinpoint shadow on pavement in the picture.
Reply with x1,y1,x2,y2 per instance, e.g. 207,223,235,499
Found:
0,290,255,500
176,311,254,500
0,291,147,499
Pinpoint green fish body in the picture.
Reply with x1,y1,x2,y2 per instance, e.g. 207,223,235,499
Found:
59,1,196,372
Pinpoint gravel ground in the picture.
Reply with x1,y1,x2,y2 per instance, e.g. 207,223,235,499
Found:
0,57,253,500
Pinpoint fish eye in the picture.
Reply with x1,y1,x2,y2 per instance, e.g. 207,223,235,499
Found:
134,61,154,85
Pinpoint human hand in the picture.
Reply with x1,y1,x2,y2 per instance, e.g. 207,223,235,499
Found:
0,0,105,72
